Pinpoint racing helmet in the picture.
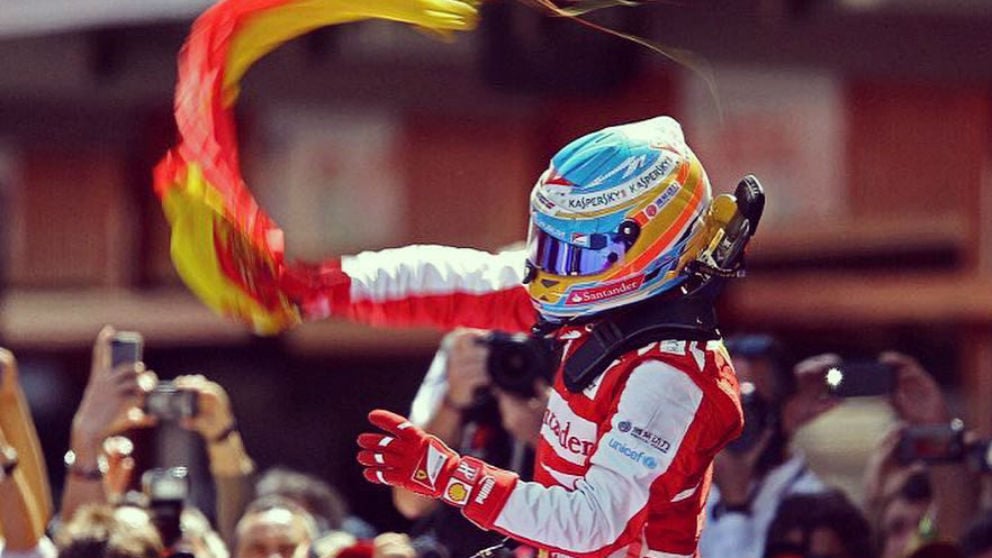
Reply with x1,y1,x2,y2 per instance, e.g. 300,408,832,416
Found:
525,116,712,321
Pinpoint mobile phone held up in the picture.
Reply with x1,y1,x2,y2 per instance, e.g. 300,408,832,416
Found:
110,331,144,369
824,360,896,398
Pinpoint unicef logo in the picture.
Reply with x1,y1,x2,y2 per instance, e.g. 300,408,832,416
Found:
618,421,632,432
641,456,658,469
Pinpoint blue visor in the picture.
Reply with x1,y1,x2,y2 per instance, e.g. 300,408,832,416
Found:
527,223,630,276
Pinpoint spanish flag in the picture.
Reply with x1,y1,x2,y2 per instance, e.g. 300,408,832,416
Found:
153,0,478,334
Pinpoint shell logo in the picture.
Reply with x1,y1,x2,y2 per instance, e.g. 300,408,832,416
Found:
446,482,468,503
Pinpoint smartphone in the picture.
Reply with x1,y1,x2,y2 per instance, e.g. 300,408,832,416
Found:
824,360,896,398
142,467,188,548
144,381,198,421
110,331,144,369
897,421,966,465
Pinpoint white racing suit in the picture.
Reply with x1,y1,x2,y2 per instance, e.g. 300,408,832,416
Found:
305,245,744,558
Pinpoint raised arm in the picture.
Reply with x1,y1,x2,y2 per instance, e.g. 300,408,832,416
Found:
287,245,536,333
0,348,52,536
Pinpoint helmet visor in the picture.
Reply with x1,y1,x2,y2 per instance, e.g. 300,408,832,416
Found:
527,224,629,277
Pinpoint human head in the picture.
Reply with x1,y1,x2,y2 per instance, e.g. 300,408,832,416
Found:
524,116,712,321
725,334,793,403
235,496,318,558
876,469,932,558
960,509,992,558
764,490,874,558
255,467,347,533
56,504,163,558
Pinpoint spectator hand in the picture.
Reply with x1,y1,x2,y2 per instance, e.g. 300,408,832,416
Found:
0,348,18,400
72,326,156,453
781,353,842,438
442,329,491,410
371,533,416,558
883,351,949,426
357,409,516,527
172,374,236,441
493,379,549,446
713,428,773,506
103,436,136,501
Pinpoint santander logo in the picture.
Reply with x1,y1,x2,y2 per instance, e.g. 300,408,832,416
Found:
566,275,645,305
540,393,597,465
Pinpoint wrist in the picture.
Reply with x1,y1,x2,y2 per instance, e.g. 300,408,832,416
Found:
64,449,107,481
206,421,239,445
207,432,255,477
0,444,18,482
70,421,105,454
442,393,473,413
713,499,752,519
457,457,518,529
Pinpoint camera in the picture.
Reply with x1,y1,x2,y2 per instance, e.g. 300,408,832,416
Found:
482,331,555,398
144,382,199,421
725,381,774,454
824,360,896,398
897,420,967,465
142,467,189,549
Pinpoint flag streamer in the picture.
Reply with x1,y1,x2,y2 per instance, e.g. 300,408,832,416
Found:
153,0,479,334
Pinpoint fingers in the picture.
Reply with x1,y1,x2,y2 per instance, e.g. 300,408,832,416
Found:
356,448,404,467
90,325,116,379
367,410,417,437
361,467,414,488
357,432,397,450
794,353,841,378
750,428,775,457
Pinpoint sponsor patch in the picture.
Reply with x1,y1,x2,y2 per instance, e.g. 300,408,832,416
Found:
444,479,471,505
422,441,450,488
474,476,495,505
456,460,479,482
565,275,645,305
659,340,686,355
607,436,660,469
618,421,672,453
541,393,598,465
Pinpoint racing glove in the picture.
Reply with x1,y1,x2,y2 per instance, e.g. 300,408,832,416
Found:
356,409,517,528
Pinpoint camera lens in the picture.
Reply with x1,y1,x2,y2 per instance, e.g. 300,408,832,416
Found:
484,332,553,399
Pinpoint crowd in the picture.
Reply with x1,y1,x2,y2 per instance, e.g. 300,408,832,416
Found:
2,115,990,558
2,324,992,558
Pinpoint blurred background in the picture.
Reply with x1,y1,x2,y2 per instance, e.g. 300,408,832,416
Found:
1,0,991,532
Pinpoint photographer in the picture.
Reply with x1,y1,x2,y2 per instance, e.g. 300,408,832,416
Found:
863,352,978,558
393,328,547,558
700,337,838,558
60,327,253,552
170,374,256,547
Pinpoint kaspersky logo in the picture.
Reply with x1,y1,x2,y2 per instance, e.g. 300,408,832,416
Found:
566,275,644,305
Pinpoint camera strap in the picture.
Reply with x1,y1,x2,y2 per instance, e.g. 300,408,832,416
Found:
562,294,720,393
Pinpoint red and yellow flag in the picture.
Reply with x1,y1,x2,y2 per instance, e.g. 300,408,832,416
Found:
154,0,478,334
